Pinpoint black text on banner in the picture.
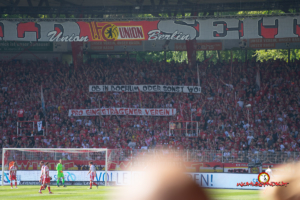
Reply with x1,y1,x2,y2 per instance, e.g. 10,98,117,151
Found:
69,108,177,116
89,85,201,93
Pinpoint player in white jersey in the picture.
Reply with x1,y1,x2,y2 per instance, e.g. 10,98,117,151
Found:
39,162,53,194
9,162,18,189
39,161,46,190
265,165,272,181
87,161,98,189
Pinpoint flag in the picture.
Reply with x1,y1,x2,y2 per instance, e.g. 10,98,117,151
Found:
256,68,261,89
41,85,46,115
71,42,84,70
197,64,200,87
204,54,214,62
230,50,233,78
186,39,197,66
37,121,43,131
180,103,184,116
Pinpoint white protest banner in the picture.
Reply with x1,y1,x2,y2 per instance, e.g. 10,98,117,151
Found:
37,121,43,131
89,85,201,93
68,108,176,117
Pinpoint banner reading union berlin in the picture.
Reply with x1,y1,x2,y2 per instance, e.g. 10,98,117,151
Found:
69,108,176,116
1,16,300,42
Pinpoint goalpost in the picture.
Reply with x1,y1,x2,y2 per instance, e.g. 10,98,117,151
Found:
1,148,109,186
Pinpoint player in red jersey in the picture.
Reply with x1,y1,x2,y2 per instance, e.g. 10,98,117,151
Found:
87,161,98,189
9,162,18,189
39,161,46,190
39,162,53,194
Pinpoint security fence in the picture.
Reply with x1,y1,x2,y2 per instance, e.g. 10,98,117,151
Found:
0,148,298,170
129,149,299,164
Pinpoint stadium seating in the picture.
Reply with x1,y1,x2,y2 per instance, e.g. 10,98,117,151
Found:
0,58,300,164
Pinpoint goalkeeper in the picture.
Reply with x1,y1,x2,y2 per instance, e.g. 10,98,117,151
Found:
56,159,66,187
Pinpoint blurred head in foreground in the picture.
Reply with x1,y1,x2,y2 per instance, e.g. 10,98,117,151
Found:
114,154,209,200
262,162,300,200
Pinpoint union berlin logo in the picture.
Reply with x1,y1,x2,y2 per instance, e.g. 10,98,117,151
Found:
88,22,145,41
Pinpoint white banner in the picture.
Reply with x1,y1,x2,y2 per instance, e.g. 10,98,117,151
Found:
89,85,201,93
37,121,42,131
1,16,300,42
68,108,176,117
0,171,262,190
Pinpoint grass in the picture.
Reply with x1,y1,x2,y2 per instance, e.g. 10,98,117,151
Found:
206,189,262,200
0,186,118,200
0,186,262,200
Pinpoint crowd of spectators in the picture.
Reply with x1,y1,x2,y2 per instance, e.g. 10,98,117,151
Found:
0,57,300,164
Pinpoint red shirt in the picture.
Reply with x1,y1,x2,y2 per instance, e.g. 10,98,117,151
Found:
176,114,183,121
196,108,202,116
17,109,24,117
234,137,241,144
34,115,39,122
9,166,17,176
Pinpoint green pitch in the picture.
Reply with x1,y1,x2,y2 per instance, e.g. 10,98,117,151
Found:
206,189,262,200
0,186,262,200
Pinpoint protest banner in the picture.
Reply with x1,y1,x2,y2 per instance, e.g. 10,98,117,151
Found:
89,85,201,93
69,108,176,116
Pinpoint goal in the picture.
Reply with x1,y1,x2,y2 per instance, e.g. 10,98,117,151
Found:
1,148,110,186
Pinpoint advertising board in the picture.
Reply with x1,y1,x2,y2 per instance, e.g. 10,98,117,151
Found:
0,171,262,189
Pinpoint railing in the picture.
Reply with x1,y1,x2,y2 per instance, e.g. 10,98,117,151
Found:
1,149,299,166
130,149,299,164
169,121,199,137
17,121,48,136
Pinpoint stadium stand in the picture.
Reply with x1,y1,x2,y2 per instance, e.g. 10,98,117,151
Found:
0,57,300,164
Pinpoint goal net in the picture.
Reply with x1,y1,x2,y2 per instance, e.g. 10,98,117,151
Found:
1,148,112,186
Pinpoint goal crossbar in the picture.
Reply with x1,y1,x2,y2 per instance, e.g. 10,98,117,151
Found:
1,148,108,186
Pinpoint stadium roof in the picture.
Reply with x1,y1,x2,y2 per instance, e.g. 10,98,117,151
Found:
0,0,298,16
